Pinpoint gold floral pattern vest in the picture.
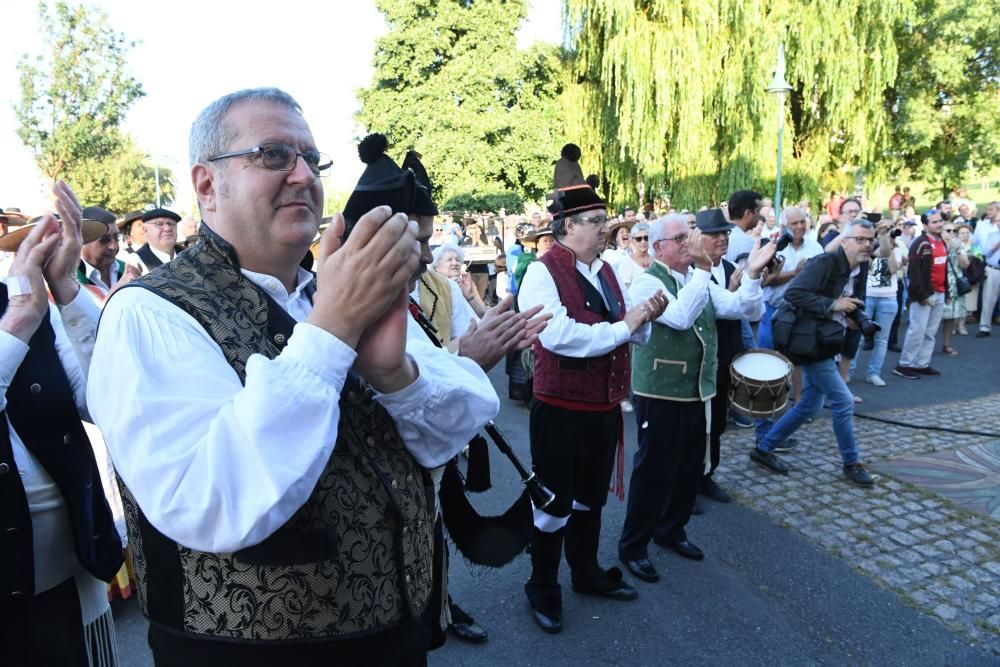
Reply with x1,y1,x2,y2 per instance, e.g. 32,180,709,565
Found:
111,227,434,642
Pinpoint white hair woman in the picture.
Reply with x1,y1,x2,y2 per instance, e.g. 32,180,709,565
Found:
433,243,487,316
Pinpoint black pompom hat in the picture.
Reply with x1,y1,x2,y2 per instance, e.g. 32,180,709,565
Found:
342,133,417,228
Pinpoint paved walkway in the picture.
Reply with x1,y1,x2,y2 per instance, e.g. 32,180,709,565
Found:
717,391,1000,654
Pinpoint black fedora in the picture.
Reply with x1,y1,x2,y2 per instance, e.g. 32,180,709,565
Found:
695,208,734,233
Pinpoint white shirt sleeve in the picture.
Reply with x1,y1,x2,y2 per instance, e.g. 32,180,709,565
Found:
447,277,479,339
708,272,764,321
630,268,712,331
517,260,638,358
88,287,498,553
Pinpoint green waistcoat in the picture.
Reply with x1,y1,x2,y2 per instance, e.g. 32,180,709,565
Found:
631,261,718,402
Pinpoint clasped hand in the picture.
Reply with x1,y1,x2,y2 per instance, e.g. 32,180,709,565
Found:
309,207,421,392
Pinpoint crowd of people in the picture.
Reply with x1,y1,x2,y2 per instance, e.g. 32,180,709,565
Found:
2,86,999,667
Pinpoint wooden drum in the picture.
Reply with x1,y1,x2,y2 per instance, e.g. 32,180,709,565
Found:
728,350,793,418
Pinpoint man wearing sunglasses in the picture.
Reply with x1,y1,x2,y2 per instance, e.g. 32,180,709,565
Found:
88,87,498,666
125,207,182,276
752,219,877,487
78,207,126,298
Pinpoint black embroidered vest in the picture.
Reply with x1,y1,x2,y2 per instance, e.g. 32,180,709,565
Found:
0,286,122,616
110,227,435,642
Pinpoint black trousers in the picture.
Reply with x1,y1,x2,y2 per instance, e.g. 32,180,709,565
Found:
618,396,706,561
707,373,730,478
148,615,430,667
3,577,90,667
527,400,619,585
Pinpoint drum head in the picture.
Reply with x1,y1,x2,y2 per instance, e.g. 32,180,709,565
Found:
732,351,791,382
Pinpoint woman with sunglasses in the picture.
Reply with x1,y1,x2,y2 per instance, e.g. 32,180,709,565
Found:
939,224,970,355
615,221,653,289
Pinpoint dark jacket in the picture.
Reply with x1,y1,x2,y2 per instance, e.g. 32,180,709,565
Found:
784,247,869,317
906,232,938,304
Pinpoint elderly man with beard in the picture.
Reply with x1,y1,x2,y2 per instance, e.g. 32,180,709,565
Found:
618,212,771,583
751,219,878,487
88,88,499,666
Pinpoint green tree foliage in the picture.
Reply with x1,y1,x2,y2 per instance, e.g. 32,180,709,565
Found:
441,190,524,213
70,138,175,214
563,0,913,209
15,1,145,189
357,0,565,207
888,0,1000,196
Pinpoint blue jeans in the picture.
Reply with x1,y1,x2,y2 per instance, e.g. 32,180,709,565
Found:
757,357,861,465
740,318,756,350
850,295,899,378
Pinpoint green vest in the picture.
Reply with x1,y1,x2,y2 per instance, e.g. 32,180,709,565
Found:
631,261,718,401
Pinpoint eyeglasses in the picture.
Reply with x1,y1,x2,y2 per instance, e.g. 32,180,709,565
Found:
145,219,178,228
207,143,332,176
94,234,116,245
578,214,609,226
633,235,649,242
844,236,875,244
943,228,956,233
704,230,732,237
659,233,689,244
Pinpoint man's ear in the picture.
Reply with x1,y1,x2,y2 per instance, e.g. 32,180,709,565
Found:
192,164,218,217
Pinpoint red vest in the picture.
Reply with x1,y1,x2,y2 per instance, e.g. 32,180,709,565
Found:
532,243,631,407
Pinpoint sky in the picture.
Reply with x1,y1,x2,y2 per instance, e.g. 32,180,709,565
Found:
0,0,561,214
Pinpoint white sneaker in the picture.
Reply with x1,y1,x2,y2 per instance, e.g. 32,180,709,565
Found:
866,374,886,387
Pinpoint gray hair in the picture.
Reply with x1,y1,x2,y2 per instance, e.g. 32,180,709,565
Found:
432,243,464,267
781,206,807,225
650,213,687,245
189,87,303,167
841,218,874,237
551,216,569,238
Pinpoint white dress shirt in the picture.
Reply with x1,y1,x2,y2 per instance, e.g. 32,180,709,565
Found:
1,290,100,592
88,268,499,553
80,259,120,295
518,253,650,358
629,260,764,331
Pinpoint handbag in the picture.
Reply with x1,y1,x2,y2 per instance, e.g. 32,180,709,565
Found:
772,303,843,360
964,254,986,286
950,257,972,296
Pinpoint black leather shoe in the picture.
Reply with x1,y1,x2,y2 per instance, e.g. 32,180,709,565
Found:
843,463,874,488
662,539,705,561
572,567,639,601
750,447,790,474
530,608,562,634
701,477,731,503
621,557,659,583
976,331,990,338
449,620,488,643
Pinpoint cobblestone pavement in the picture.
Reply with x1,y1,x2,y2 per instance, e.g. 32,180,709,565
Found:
716,391,1000,655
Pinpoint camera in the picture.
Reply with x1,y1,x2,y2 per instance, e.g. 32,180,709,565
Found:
849,309,881,338
890,228,902,239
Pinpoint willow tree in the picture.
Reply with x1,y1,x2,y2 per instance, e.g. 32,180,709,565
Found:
562,0,912,210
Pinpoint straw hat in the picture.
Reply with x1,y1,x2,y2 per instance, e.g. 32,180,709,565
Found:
0,216,113,252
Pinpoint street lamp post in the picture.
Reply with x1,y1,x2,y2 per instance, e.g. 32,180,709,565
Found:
767,43,793,223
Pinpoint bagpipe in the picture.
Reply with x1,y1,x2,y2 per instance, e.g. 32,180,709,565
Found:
409,298,554,567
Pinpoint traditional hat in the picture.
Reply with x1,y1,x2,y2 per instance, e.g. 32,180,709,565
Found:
1,208,31,227
117,209,144,230
521,225,554,247
695,208,735,234
400,150,437,216
342,134,417,230
82,206,118,227
141,207,181,223
0,216,112,252
547,184,607,222
553,143,585,190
